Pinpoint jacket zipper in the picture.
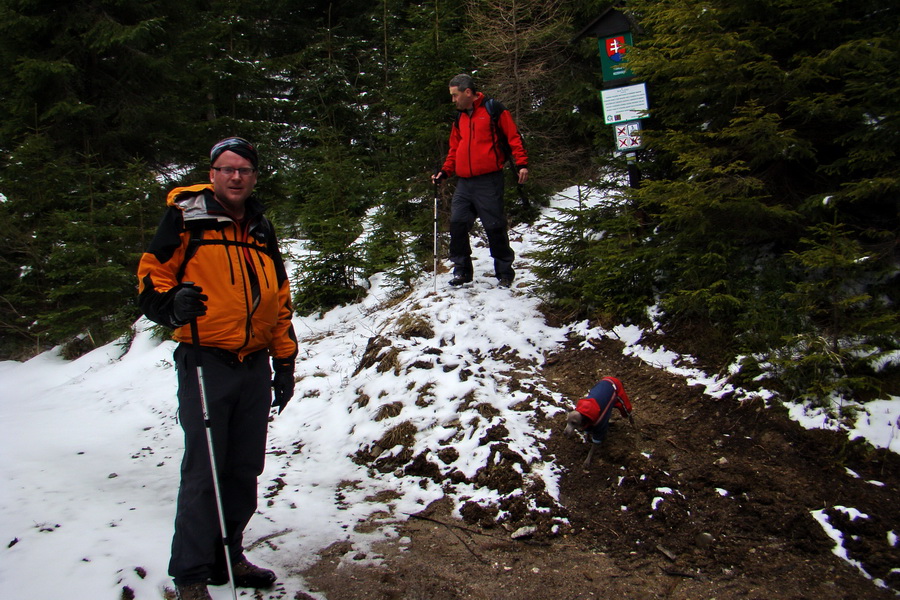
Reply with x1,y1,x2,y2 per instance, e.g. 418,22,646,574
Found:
467,110,475,176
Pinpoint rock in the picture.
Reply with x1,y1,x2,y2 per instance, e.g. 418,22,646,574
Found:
656,544,677,561
695,532,714,548
511,525,536,540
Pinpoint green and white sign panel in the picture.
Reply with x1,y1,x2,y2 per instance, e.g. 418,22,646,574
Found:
601,83,649,125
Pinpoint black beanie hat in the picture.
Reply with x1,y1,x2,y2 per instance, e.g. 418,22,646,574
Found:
210,137,259,169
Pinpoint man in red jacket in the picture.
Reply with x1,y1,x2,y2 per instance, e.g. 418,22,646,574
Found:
432,74,529,288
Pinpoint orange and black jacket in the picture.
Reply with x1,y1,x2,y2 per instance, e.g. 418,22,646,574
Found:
137,184,298,366
441,91,528,179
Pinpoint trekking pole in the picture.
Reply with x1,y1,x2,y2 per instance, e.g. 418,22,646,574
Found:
185,285,238,600
516,183,531,211
433,180,439,293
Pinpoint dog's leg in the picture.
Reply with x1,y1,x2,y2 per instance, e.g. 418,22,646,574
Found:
582,443,596,470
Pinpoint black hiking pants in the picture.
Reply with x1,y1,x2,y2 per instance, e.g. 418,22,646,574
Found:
169,344,272,586
449,170,515,281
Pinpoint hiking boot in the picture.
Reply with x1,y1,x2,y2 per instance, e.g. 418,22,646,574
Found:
448,274,473,287
209,559,277,588
175,583,212,600
498,278,513,289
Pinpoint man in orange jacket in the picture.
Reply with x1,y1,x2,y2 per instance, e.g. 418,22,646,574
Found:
137,137,298,600
432,74,529,288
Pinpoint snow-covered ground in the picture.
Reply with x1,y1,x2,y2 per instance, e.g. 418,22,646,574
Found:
2,187,897,599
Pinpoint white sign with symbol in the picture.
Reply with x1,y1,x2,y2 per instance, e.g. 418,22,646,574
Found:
601,83,649,124
615,120,643,152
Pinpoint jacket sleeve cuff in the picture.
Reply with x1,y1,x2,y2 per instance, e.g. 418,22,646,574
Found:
272,357,295,373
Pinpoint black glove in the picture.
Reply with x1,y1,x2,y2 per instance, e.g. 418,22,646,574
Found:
272,359,295,414
172,285,208,325
433,170,447,185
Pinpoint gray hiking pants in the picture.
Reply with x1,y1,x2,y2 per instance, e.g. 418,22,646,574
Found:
449,170,515,281
169,344,271,585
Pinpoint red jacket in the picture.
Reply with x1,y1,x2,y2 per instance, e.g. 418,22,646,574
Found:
575,377,632,425
441,92,528,179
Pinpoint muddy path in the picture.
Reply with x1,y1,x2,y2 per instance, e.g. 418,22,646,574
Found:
298,333,899,600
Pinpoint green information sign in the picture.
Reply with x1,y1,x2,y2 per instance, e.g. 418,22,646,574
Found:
599,31,633,82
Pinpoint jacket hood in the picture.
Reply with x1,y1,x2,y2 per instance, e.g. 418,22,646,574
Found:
165,183,265,224
166,183,212,207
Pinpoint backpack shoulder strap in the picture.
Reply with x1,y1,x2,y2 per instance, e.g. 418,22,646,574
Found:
453,97,505,128
175,226,204,283
482,97,514,166
175,216,279,283
484,97,504,122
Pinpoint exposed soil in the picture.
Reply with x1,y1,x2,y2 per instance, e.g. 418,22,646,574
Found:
297,331,900,600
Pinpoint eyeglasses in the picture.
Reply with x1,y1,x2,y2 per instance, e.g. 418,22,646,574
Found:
211,166,257,177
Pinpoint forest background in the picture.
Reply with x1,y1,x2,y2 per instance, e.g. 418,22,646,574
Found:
0,0,897,411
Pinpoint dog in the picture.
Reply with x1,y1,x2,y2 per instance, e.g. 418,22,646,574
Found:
564,377,633,469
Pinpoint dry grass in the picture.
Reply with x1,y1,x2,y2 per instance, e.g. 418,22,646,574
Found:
375,401,404,421
416,382,436,407
474,402,500,419
376,420,418,450
353,335,391,375
377,347,401,374
395,313,435,340
354,389,370,409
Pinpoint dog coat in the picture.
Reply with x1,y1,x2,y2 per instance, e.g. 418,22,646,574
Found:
575,377,632,444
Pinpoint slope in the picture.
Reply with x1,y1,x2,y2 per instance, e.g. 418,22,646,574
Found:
0,188,897,600
298,320,900,600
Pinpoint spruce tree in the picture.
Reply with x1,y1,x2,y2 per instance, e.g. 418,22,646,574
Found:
535,0,898,403
772,219,899,405
374,1,474,274
1,5,134,356
0,0,289,357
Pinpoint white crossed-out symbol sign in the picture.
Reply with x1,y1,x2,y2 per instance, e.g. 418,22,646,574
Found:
614,121,643,151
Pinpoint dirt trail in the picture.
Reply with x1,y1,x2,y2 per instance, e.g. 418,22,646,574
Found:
299,333,900,600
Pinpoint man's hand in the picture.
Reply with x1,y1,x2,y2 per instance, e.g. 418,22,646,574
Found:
517,167,529,185
432,171,447,185
272,360,295,414
172,285,208,324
